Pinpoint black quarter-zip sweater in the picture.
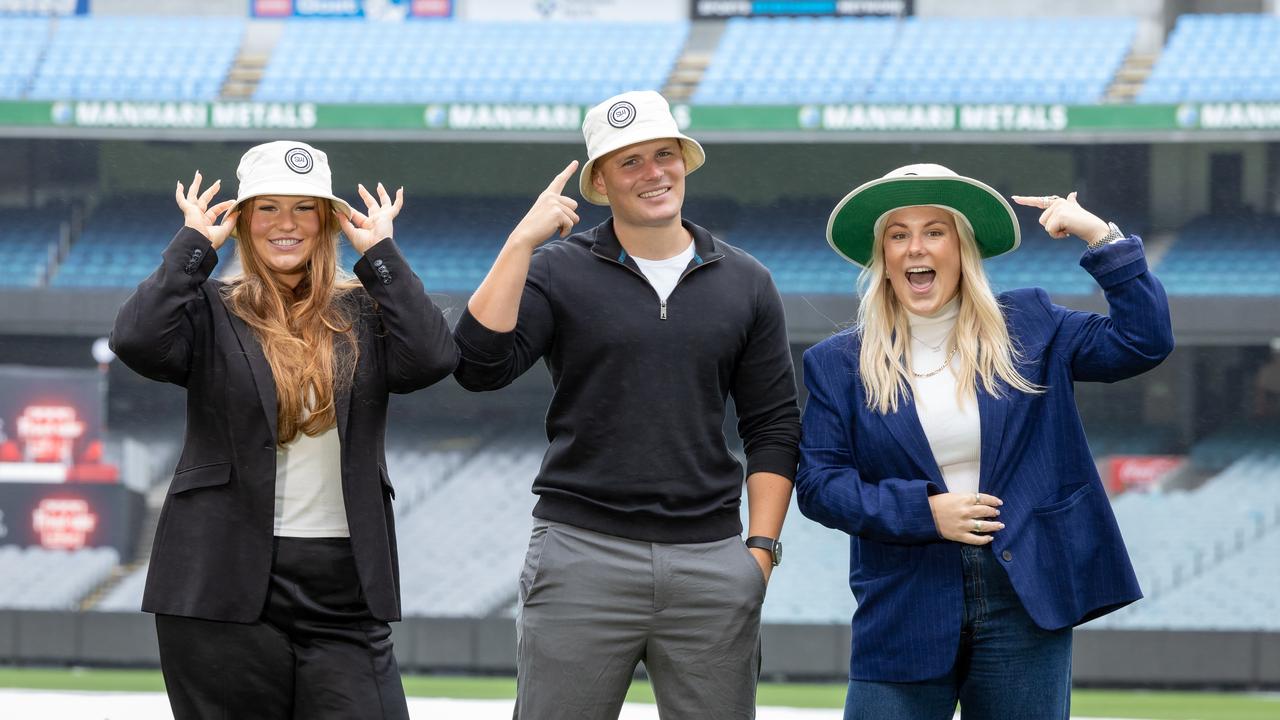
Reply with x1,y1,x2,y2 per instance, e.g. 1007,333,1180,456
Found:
454,218,801,543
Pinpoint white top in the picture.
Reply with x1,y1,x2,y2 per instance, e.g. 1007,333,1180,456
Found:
906,297,982,497
632,240,695,304
274,423,349,538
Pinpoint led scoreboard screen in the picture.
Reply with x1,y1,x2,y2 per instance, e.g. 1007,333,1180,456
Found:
692,1,913,18
0,365,141,554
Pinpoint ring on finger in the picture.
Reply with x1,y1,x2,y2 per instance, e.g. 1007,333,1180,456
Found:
973,492,980,505
973,519,982,533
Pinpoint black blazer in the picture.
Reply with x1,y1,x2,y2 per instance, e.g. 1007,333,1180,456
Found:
111,227,457,622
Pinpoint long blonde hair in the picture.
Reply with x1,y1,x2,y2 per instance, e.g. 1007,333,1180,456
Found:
856,208,1040,414
223,197,360,445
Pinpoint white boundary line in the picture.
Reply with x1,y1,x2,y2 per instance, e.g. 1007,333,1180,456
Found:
0,689,1156,720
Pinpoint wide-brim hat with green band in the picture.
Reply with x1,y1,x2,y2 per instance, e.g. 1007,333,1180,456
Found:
826,164,1020,267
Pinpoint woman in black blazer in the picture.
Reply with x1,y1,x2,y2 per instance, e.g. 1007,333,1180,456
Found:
110,141,457,719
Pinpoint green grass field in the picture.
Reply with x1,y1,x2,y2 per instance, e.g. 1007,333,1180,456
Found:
1,668,1278,719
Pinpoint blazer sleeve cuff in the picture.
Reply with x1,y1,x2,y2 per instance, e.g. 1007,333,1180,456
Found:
353,237,412,287
904,481,946,542
455,306,516,360
1079,235,1148,289
162,227,218,278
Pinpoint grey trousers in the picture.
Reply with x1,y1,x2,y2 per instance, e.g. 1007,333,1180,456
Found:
514,520,766,720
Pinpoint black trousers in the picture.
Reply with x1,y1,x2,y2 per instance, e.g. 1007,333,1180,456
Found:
155,537,410,720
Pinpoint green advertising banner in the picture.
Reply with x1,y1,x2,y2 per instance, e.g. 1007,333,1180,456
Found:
2,100,1279,136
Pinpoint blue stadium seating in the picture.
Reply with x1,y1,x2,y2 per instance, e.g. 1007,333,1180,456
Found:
51,196,176,289
0,206,67,288
0,545,119,610
1095,451,1280,630
698,16,1136,106
695,16,896,105
27,16,243,102
1155,214,1280,296
0,17,48,100
36,195,1170,296
871,17,1136,105
1187,420,1280,469
1139,14,1280,103
255,20,687,105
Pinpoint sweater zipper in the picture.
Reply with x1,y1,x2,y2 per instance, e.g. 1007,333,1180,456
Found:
594,247,723,320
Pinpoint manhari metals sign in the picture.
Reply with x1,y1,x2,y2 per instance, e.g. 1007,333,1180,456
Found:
4,100,1280,136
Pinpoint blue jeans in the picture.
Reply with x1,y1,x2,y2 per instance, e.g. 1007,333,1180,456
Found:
844,545,1072,720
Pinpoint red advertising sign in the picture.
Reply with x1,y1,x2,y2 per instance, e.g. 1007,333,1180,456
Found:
252,0,294,17
0,483,142,553
412,0,451,16
0,365,116,484
1108,455,1185,494
32,497,98,550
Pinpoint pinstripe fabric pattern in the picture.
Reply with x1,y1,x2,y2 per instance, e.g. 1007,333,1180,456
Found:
796,236,1173,683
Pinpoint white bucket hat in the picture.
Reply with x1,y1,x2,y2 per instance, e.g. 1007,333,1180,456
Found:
578,90,705,206
234,140,352,217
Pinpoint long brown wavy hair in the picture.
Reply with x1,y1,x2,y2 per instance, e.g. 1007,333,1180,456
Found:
223,197,360,445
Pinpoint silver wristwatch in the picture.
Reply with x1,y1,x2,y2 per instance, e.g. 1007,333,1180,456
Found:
1086,222,1124,250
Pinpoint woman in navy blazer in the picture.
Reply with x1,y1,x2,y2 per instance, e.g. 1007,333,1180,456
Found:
796,165,1172,719
111,142,457,719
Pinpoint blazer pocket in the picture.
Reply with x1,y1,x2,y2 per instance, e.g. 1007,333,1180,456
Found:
169,461,232,494
1032,482,1093,515
379,464,395,500
853,536,911,578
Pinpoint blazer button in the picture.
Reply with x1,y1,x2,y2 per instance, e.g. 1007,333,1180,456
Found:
1001,550,1013,562
373,259,384,267
382,277,392,285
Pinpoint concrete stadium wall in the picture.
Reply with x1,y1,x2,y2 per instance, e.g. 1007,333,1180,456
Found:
90,141,1078,206
2,611,1279,688
1150,141,1273,230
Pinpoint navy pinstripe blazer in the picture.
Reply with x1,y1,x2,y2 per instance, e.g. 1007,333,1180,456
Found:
795,236,1173,682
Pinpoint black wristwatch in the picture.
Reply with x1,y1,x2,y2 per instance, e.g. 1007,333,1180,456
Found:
745,536,783,567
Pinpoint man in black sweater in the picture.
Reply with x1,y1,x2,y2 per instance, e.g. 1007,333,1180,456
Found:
453,90,800,720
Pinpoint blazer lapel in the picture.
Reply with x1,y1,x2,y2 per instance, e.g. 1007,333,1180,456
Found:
977,387,1008,495
221,299,279,445
870,394,946,488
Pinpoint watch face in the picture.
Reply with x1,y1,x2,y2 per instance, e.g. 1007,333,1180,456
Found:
772,539,783,566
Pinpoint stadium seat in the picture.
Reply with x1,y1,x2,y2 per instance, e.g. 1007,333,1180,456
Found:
255,20,688,105
1156,214,1280,296
1139,14,1280,103
25,16,243,102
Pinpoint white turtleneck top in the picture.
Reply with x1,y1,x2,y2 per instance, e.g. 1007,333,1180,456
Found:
906,296,982,497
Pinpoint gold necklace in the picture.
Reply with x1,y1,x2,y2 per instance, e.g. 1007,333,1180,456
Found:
911,345,958,378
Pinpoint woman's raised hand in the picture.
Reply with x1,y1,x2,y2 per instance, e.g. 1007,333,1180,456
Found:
337,182,404,255
1012,192,1110,245
928,491,1005,545
175,171,238,250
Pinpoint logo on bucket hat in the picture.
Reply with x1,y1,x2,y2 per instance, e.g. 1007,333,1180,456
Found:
607,101,637,128
284,147,314,174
